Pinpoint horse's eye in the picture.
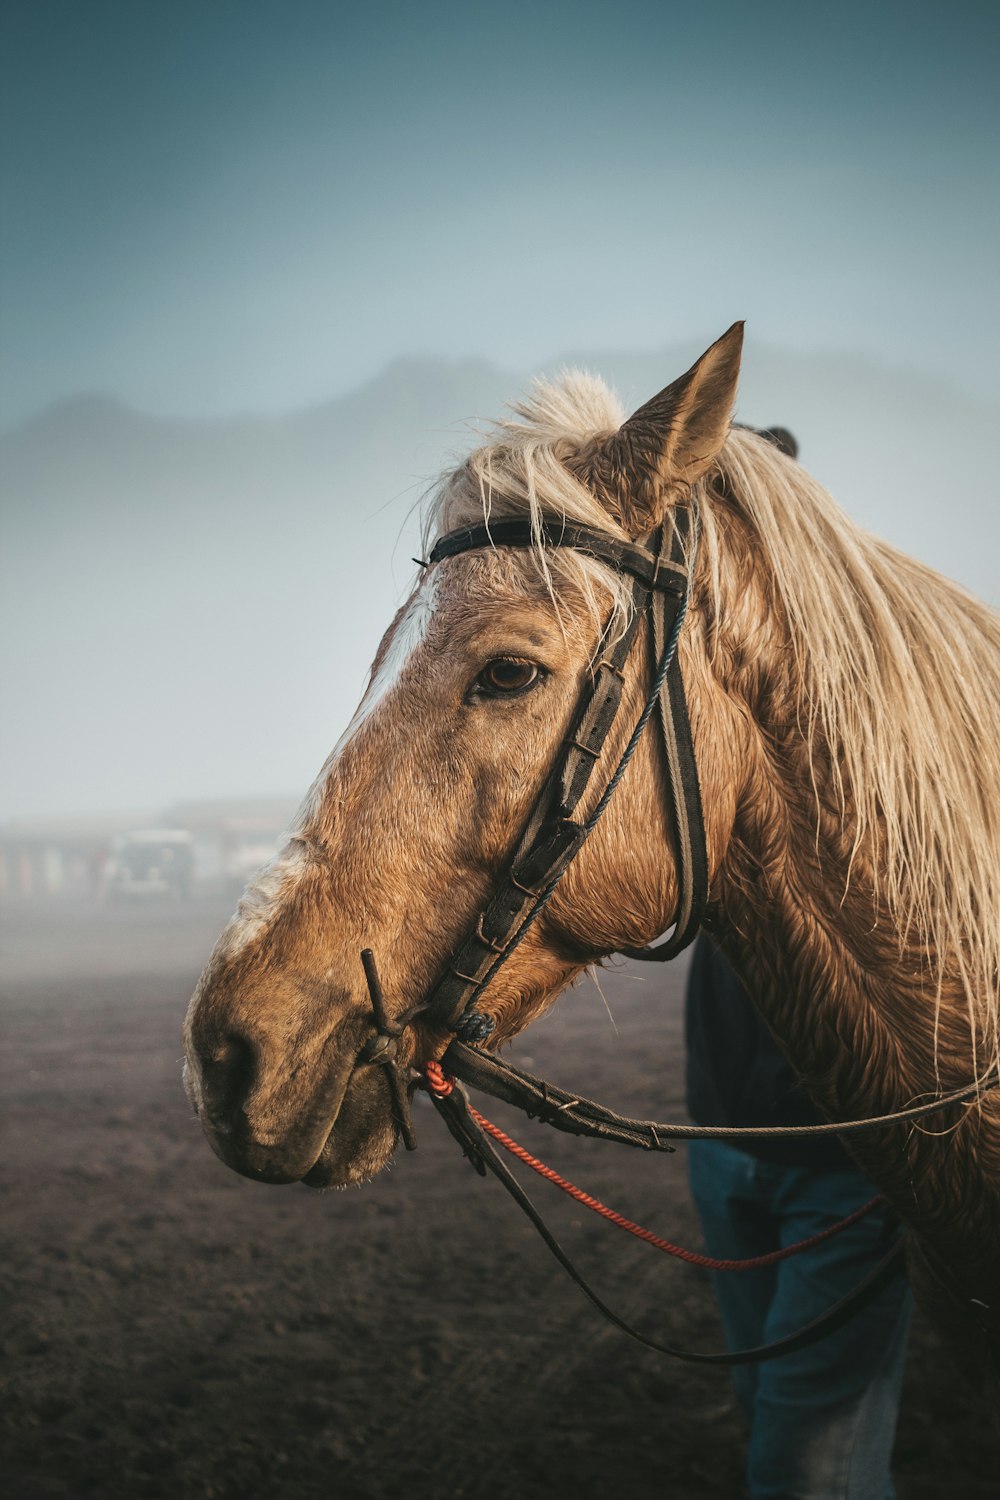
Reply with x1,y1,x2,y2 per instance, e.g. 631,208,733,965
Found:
477,659,541,696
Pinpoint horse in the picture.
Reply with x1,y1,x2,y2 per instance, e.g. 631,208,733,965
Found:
183,324,1000,1372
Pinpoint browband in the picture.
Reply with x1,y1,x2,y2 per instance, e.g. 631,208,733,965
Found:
428,519,687,598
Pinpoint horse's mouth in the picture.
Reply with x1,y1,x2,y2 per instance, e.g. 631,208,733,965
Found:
292,1063,407,1190
301,1124,395,1189
190,1048,405,1189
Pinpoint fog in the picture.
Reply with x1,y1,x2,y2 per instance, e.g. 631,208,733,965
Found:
3,342,998,837
2,0,997,840
3,11,1000,1497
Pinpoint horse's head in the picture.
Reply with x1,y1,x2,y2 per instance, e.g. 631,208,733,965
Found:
183,324,752,1188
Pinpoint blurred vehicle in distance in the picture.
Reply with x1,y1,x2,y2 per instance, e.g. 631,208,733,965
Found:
0,798,295,903
106,830,194,901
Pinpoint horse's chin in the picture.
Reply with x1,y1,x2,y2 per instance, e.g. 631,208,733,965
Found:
302,1106,399,1190
298,1061,406,1188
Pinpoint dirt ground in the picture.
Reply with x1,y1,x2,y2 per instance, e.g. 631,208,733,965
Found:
2,899,997,1500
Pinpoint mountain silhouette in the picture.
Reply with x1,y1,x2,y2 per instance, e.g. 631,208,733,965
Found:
2,346,995,818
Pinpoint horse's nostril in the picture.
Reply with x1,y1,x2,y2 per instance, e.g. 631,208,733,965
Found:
201,1031,258,1125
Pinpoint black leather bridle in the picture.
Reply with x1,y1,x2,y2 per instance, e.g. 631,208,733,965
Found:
353,497,707,1148
420,500,708,1045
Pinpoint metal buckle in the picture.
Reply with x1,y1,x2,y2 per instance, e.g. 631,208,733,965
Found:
566,735,602,758
475,914,509,954
595,658,626,681
451,962,484,985
359,1031,398,1065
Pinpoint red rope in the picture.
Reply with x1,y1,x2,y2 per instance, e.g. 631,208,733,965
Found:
424,1061,884,1273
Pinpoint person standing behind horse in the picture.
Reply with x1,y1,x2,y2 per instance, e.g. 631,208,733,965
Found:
686,933,912,1500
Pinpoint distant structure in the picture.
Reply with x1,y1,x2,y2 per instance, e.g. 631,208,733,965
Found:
0,797,296,901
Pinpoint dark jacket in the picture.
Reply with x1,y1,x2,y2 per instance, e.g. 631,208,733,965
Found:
684,936,850,1168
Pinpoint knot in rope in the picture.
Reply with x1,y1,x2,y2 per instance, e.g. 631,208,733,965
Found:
454,1010,496,1044
424,1060,454,1097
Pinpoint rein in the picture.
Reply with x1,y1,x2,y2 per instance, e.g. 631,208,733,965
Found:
404,1035,995,1367
440,1039,1000,1145
415,1045,907,1367
423,1060,887,1272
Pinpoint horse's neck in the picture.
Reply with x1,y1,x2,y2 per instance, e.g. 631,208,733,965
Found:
716,770,930,1107
691,502,1000,1351
697,529,968,1106
710,719,1000,1305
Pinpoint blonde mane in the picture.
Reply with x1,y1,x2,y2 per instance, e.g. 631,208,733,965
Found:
423,374,637,646
424,372,1000,1075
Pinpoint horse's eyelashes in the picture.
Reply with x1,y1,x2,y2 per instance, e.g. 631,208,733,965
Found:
475,658,543,698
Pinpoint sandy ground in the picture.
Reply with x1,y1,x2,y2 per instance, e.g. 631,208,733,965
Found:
2,899,997,1500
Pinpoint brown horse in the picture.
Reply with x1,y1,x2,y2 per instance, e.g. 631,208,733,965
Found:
184,325,1000,1366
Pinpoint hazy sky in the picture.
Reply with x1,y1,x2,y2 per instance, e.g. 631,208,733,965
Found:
2,2,998,824
2,0,997,427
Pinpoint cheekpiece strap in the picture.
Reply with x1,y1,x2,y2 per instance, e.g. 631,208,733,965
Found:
620,510,709,962
421,505,703,1037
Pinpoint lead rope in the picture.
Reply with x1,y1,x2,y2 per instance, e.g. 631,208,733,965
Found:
424,1060,883,1273
420,1053,906,1367
356,956,910,1364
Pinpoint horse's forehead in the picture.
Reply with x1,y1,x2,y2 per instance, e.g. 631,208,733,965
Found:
425,555,569,636
429,581,610,688
431,585,558,642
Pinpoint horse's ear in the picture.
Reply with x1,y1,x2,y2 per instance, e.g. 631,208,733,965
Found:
758,425,798,459
569,322,744,536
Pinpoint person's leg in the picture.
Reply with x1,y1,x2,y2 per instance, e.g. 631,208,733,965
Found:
746,1165,912,1500
687,1139,778,1421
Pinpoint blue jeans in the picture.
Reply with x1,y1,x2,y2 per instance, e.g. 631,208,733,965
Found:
688,1139,912,1500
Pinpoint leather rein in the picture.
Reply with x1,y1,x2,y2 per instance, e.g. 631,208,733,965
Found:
354,495,999,1365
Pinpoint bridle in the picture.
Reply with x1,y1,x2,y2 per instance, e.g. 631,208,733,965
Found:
352,479,1000,1365
420,499,709,1044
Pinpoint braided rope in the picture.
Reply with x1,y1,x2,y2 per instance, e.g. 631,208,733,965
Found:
424,1061,883,1273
